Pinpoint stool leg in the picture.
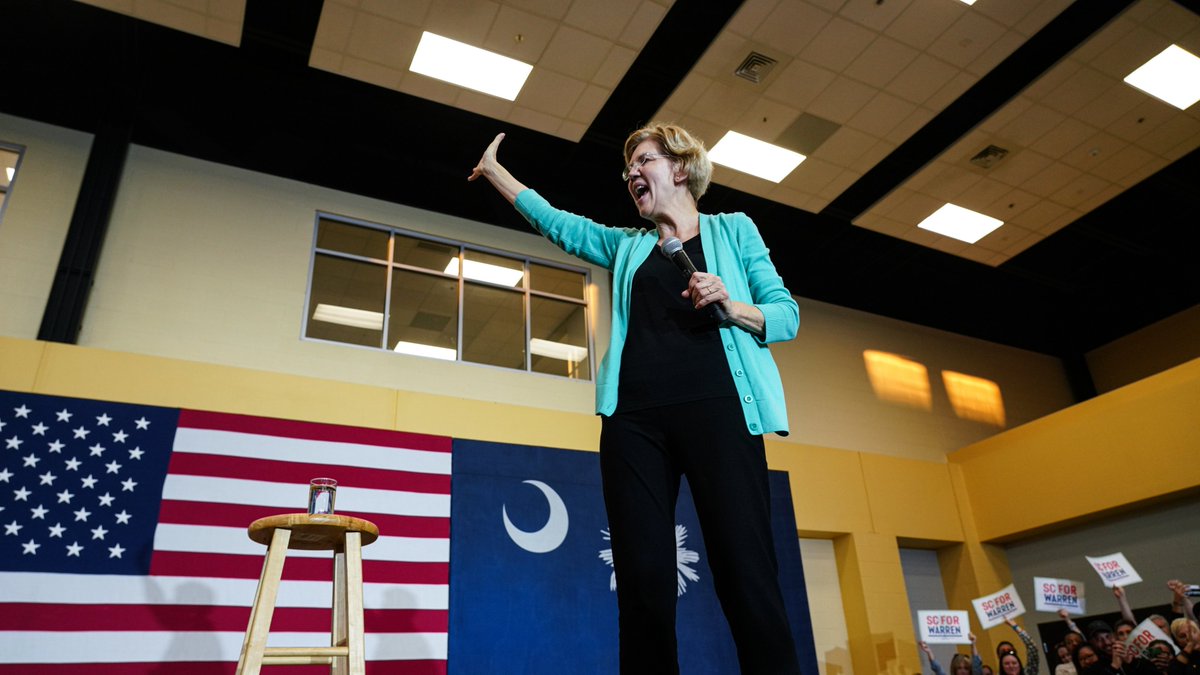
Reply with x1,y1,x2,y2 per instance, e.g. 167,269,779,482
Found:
236,527,291,675
345,531,367,675
331,543,347,675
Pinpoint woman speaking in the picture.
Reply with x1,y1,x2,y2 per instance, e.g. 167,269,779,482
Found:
470,123,801,674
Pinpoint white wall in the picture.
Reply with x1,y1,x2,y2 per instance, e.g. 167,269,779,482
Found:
1,115,1083,460
0,113,93,338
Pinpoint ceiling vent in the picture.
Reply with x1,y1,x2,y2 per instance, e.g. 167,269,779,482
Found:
734,52,778,84
969,144,1010,169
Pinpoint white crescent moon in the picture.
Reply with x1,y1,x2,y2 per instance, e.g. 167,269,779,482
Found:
502,480,569,553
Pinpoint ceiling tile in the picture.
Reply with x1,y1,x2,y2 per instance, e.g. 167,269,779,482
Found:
1037,66,1113,116
846,91,916,138
1036,117,1099,159
987,187,1040,220
839,0,914,33
663,74,713,112
806,76,877,124
1049,172,1111,208
1144,0,1197,42
814,125,877,166
568,85,611,124
986,150,1053,187
1088,25,1170,79
979,95,1032,134
693,31,751,79
343,55,404,90
618,2,669,47
924,71,976,111
345,13,415,68
953,177,1012,214
975,223,1034,255
1012,0,1071,37
1137,115,1200,157
734,98,803,142
519,68,587,118
505,0,572,21
1075,183,1124,213
313,2,356,51
725,0,779,38
817,169,860,200
424,0,499,44
563,0,640,41
456,89,516,121
848,139,897,173
558,119,587,141
309,47,343,72
843,35,919,89
1020,161,1082,198
754,1,833,57
785,156,842,193
883,0,962,50
507,105,562,136
1009,198,1068,231
1061,131,1128,173
484,5,559,61
691,80,755,128
886,53,959,106
763,60,838,110
1088,144,1158,184
967,29,1024,77
927,10,1006,66
799,16,876,72
889,107,935,143
594,45,637,89
1073,84,1144,130
1108,96,1176,143
540,25,613,81
398,69,460,105
358,0,428,23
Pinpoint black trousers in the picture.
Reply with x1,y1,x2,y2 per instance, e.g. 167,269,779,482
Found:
599,397,801,675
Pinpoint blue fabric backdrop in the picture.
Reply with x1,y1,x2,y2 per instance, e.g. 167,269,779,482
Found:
448,438,818,674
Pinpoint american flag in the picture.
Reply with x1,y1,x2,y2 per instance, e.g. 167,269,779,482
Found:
0,390,451,674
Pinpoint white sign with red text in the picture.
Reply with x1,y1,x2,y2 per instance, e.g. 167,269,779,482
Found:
1124,618,1177,658
1034,577,1087,614
919,610,972,644
972,584,1025,629
1085,553,1142,588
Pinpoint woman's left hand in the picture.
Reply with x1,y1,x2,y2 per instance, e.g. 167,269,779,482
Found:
683,272,730,314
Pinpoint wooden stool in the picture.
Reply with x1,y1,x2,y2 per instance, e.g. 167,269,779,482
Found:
236,513,380,675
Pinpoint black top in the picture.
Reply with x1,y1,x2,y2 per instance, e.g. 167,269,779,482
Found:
614,235,737,413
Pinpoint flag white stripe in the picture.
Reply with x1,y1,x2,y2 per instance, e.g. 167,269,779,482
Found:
162,474,450,517
153,523,450,562
0,631,447,663
173,427,452,475
4,572,448,609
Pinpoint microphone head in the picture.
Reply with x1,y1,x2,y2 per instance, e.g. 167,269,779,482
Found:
661,237,683,257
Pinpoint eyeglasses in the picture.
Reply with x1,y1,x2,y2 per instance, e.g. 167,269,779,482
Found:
622,152,673,181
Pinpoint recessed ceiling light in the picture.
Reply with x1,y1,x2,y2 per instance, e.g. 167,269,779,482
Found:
917,203,1003,244
1123,44,1200,110
708,131,805,183
312,303,383,330
409,31,533,101
444,257,525,287
4,167,13,181
393,340,457,361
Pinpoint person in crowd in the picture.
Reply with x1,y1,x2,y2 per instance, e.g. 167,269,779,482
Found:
470,125,801,675
1117,619,1138,643
1143,640,1175,674
1060,632,1090,675
1090,621,1119,663
1000,617,1041,675
919,634,984,675
983,665,995,675
1074,644,1102,675
1170,619,1199,675
1173,619,1200,651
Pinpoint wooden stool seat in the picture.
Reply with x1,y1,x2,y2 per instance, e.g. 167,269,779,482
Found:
236,513,379,675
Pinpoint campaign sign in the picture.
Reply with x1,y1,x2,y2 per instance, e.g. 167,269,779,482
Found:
1085,553,1143,588
1034,577,1086,614
1124,618,1177,658
972,584,1025,629
919,611,971,644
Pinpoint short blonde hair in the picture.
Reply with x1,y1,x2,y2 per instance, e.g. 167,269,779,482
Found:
623,122,713,202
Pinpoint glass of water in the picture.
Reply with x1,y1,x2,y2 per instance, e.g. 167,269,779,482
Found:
308,477,337,515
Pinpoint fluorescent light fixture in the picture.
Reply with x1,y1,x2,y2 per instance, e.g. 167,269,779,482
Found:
393,340,457,361
530,338,588,362
1123,44,1200,110
444,258,525,287
917,203,1003,244
312,303,383,330
4,167,13,181
708,131,805,183
409,31,533,101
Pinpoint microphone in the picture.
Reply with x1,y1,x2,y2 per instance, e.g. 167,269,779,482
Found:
661,237,729,323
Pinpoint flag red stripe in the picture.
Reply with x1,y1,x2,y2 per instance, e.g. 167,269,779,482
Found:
178,410,451,453
4,604,448,633
0,661,448,674
149,551,449,584
165,452,451,494
155,501,450,538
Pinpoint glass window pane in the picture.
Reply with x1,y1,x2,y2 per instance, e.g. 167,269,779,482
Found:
388,268,459,360
316,218,389,259
0,148,19,190
530,263,585,300
394,233,458,274
306,253,386,348
531,297,590,380
461,249,525,288
462,283,525,369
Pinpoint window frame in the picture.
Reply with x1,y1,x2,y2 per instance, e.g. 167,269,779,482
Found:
302,211,595,381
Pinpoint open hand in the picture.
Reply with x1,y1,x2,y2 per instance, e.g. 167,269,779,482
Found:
469,133,505,182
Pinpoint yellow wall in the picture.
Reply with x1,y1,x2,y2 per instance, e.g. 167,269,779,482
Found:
4,337,1197,675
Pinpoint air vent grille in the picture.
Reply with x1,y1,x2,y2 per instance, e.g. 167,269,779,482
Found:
969,144,1010,169
734,52,777,84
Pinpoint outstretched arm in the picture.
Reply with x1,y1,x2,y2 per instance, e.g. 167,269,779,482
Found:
1114,586,1136,625
468,133,528,205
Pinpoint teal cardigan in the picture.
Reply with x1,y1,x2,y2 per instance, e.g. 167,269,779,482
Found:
515,189,799,436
